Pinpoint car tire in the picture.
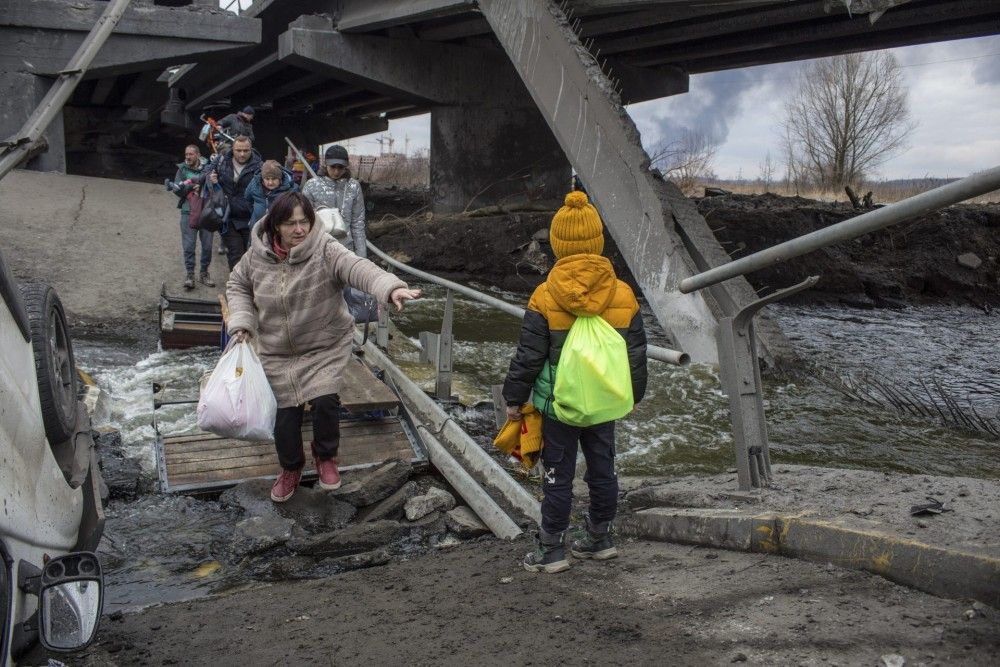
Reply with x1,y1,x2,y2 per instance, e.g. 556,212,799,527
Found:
19,282,78,445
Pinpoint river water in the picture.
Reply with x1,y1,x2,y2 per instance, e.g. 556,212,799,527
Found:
72,288,999,610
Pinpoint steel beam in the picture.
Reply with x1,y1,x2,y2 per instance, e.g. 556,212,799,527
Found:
336,0,477,33
477,0,794,365
184,53,282,110
625,0,998,67
278,15,529,106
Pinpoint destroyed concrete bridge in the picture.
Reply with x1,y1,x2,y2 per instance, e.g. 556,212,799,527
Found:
3,0,998,364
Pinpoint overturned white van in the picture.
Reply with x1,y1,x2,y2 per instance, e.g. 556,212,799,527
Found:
0,249,105,664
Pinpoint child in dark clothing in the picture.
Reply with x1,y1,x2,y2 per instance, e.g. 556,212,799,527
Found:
502,191,648,573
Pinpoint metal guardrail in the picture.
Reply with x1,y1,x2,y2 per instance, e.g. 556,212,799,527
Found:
678,165,1000,491
680,165,1000,294
366,241,691,367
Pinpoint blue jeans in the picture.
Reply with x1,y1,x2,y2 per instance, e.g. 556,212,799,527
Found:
180,212,213,274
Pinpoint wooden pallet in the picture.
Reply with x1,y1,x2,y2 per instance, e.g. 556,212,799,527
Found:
157,417,421,493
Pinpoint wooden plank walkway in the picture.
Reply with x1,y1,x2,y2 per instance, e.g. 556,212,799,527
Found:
159,417,421,493
156,358,421,493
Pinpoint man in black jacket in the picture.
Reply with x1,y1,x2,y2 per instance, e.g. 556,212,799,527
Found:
206,136,262,269
216,106,255,146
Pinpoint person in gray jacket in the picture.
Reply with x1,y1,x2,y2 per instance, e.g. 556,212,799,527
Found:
302,145,368,257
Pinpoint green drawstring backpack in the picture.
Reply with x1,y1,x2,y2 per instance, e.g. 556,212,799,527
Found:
551,314,633,427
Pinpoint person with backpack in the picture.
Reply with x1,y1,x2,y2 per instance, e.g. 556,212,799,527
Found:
245,160,297,227
501,191,647,574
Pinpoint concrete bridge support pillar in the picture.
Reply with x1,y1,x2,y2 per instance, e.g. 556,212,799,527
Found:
430,104,569,214
0,72,66,173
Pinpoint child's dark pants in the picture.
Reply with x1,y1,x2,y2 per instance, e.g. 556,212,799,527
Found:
539,416,617,534
273,393,341,470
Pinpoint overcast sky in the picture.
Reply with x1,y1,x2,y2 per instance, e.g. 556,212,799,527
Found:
345,35,998,181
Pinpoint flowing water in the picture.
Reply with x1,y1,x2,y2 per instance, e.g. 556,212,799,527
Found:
72,287,999,610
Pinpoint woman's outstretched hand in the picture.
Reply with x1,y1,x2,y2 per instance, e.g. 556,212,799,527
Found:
390,288,422,311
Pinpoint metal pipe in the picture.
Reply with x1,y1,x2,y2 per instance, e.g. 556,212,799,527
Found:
367,241,690,366
680,165,1000,294
0,0,132,180
357,331,542,525
416,425,523,539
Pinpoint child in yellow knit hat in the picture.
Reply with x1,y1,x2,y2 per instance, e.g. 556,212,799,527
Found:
502,190,648,573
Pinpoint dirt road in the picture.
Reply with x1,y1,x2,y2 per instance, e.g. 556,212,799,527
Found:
70,538,997,666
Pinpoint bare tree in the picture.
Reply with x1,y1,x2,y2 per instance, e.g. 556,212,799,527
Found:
782,51,915,188
758,151,776,192
651,130,718,195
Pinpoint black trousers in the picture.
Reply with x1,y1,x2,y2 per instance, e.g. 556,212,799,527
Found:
223,225,251,270
539,416,618,534
273,393,341,471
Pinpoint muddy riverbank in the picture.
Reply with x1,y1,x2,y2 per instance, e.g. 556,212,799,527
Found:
368,191,1000,309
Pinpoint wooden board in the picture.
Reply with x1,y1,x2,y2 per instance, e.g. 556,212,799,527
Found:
158,417,421,493
340,357,399,411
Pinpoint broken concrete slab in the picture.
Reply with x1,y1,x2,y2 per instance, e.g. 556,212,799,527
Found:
287,520,410,558
230,514,295,560
274,487,357,533
407,511,447,540
315,548,392,574
331,459,412,507
359,480,419,523
957,252,983,270
445,506,490,539
404,486,456,521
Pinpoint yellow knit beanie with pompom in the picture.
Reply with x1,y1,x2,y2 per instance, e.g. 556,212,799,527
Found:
549,191,604,259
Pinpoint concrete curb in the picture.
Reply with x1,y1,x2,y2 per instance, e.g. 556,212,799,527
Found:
619,508,1000,607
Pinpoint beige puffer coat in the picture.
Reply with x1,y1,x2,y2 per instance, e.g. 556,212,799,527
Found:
226,219,406,408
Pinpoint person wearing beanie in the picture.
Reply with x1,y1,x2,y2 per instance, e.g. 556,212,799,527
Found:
245,159,298,228
502,190,648,573
302,144,368,257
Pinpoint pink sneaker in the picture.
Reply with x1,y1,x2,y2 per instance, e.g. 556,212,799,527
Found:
270,468,302,502
311,441,342,490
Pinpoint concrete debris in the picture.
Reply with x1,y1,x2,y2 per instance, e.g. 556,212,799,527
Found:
957,252,982,270
95,428,148,500
331,459,412,507
404,486,456,521
360,480,419,522
408,511,448,539
879,653,905,667
287,520,410,558
230,515,294,560
445,506,490,539
317,548,392,573
274,486,357,532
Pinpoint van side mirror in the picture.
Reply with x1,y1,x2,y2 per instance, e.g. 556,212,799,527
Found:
30,553,103,652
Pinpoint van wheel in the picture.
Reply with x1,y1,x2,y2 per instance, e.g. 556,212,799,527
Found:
19,282,78,445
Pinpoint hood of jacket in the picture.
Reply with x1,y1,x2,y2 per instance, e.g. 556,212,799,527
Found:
250,213,327,266
545,254,618,317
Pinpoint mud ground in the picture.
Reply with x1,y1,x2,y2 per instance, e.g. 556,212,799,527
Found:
61,538,998,666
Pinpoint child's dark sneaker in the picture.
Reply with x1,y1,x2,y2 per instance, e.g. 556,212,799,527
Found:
523,530,570,573
570,515,618,560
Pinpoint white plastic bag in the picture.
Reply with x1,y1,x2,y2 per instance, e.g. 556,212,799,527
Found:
316,206,348,240
197,341,277,441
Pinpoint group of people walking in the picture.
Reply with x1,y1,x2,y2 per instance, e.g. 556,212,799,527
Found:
169,111,645,575
167,112,369,287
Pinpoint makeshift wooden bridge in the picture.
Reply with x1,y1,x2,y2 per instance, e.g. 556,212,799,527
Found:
154,353,425,494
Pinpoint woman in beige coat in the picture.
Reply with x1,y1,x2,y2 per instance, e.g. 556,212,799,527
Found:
226,191,420,502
